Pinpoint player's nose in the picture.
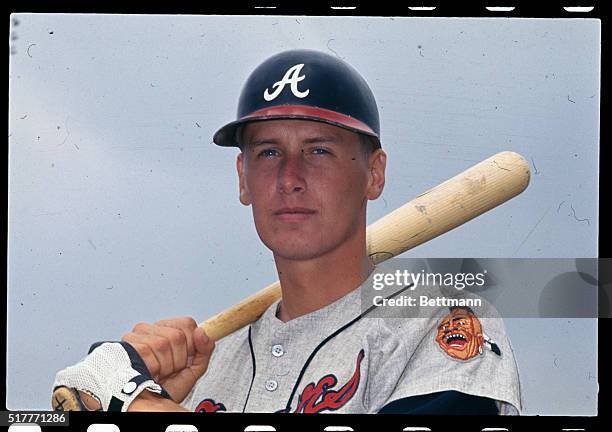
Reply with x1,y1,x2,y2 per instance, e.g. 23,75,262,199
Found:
278,153,306,194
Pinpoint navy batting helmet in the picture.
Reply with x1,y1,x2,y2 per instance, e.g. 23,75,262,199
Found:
213,49,381,149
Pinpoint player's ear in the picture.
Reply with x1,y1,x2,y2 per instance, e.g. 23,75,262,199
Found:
236,153,252,206
366,148,386,200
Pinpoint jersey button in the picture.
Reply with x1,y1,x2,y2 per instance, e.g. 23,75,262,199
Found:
271,344,285,357
265,379,278,392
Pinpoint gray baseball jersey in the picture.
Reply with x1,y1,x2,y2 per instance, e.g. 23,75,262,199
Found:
179,264,522,414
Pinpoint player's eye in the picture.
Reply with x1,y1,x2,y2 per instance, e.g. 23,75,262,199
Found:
459,321,466,325
302,146,334,156
257,148,279,158
312,148,329,154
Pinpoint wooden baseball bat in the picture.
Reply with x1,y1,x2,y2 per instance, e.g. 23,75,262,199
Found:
199,151,531,341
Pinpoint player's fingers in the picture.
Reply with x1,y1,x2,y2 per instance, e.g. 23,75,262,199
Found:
193,327,212,354
154,317,197,359
132,321,157,334
190,327,215,378
132,323,187,374
127,331,175,379
121,334,162,380
155,317,198,332
152,325,189,371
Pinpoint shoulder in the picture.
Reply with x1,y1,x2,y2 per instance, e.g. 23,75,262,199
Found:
365,306,522,415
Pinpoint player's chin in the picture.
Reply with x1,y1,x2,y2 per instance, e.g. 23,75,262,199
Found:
263,237,335,261
271,245,328,261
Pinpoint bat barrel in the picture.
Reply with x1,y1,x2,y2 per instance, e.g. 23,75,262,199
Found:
367,151,530,262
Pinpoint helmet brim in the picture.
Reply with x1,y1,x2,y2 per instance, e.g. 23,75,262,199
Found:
213,105,381,149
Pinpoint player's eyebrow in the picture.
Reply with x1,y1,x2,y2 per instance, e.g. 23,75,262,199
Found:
249,138,280,147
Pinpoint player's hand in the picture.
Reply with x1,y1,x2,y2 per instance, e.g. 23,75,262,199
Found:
121,316,215,403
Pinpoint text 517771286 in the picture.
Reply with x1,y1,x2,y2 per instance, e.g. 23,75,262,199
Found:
1,411,68,427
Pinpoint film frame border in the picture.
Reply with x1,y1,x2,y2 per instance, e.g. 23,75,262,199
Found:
3,1,608,431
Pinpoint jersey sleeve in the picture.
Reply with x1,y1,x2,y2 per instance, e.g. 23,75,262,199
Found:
365,304,522,415
377,390,499,415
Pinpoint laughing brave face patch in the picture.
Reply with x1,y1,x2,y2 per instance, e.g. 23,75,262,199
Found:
435,307,485,361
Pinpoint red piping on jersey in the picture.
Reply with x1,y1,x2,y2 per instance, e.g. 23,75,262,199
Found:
293,349,365,413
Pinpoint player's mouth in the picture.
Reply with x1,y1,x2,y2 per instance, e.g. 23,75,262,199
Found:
445,333,467,348
274,207,317,222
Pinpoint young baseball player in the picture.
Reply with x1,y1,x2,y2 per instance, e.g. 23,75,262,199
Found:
52,49,522,414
